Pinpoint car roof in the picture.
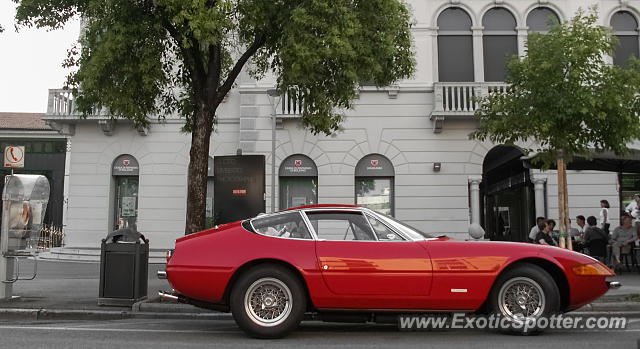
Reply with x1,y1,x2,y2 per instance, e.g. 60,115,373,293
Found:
284,204,360,211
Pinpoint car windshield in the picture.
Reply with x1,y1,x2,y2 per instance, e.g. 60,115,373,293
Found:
372,211,435,240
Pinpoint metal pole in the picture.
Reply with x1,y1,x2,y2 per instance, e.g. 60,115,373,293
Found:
271,103,276,213
0,175,13,299
266,89,281,213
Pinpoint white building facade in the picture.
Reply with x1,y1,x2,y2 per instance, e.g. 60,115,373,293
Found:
43,0,640,251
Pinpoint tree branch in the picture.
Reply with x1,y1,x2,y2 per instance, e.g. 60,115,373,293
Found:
216,33,266,104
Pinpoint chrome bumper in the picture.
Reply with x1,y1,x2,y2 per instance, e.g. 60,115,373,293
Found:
607,281,622,289
157,270,167,279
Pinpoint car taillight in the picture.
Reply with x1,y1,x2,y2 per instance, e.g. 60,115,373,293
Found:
166,249,175,262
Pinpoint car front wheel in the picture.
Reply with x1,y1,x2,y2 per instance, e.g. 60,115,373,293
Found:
488,263,560,334
230,264,306,338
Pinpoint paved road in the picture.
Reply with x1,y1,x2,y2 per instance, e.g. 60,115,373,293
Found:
0,317,638,349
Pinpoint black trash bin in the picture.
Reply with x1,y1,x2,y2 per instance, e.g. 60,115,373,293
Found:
98,228,149,306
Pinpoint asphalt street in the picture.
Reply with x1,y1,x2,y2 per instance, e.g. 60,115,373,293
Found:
0,317,638,349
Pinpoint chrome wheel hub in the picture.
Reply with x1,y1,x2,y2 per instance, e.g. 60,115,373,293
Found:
497,277,545,322
244,277,292,327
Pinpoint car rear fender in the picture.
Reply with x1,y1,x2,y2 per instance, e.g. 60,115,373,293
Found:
222,258,314,310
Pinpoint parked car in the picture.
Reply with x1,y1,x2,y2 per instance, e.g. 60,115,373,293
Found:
160,204,617,338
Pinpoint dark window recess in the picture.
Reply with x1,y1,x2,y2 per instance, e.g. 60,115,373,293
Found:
527,7,560,33
483,36,518,81
437,7,474,82
438,36,474,81
483,8,518,82
611,11,639,67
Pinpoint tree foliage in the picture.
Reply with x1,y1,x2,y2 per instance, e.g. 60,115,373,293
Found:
14,0,415,133
471,8,640,167
14,0,415,233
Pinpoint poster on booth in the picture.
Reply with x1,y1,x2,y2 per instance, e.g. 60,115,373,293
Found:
4,146,25,168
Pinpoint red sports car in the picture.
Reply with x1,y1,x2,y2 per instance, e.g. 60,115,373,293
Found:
160,204,618,338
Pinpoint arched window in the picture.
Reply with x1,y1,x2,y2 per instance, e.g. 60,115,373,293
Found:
437,7,474,82
611,11,639,67
355,154,395,216
279,154,318,210
527,7,560,33
111,154,139,230
483,8,518,82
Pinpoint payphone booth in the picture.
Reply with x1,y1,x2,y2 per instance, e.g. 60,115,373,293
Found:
0,174,50,299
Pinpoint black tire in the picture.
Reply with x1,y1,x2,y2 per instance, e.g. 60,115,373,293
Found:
230,264,306,338
488,263,560,335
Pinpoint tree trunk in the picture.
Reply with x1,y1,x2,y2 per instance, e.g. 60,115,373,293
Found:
185,105,214,235
557,149,569,249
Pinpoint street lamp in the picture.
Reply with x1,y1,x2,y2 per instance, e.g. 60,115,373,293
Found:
266,89,281,213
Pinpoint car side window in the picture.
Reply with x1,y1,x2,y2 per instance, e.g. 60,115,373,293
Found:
305,211,376,241
366,214,405,241
251,212,312,239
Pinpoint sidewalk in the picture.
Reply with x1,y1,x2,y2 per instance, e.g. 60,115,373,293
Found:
0,260,639,321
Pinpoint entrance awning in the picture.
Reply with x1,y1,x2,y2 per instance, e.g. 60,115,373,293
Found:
523,148,640,173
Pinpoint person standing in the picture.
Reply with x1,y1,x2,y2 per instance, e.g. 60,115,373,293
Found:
529,216,545,242
536,219,558,246
610,214,638,267
599,200,610,234
575,215,586,242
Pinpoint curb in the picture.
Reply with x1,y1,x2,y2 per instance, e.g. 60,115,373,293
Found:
0,308,233,321
577,301,640,312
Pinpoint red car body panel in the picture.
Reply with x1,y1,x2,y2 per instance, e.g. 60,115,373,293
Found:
165,207,611,313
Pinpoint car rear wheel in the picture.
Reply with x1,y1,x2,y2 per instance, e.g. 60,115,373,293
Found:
488,263,560,334
230,264,306,338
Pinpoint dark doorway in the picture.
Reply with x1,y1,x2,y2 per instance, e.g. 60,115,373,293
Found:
481,146,535,242
214,155,265,224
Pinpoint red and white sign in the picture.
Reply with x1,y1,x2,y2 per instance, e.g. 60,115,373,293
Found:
4,146,25,168
370,159,379,167
123,159,130,167
233,189,247,196
294,160,302,167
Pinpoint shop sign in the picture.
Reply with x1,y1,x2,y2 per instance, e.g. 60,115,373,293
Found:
112,154,139,176
279,155,318,177
355,154,395,177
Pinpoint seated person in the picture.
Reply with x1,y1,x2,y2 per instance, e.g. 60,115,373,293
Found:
610,215,638,267
535,219,558,246
581,216,608,258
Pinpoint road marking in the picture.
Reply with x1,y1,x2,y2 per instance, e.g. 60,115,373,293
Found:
0,325,238,334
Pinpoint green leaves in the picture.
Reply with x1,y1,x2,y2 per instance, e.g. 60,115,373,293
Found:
15,0,415,136
471,7,640,168
266,0,416,134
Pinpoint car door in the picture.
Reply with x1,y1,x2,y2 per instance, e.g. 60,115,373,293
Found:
307,210,432,297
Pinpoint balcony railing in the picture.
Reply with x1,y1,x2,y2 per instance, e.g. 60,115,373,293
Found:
47,89,78,116
46,89,106,118
432,82,510,116
277,89,304,117
429,82,510,133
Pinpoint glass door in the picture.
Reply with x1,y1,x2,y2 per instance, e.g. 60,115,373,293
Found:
114,176,139,230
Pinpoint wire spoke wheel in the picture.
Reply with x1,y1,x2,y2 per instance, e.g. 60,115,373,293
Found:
497,276,546,322
244,277,293,327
